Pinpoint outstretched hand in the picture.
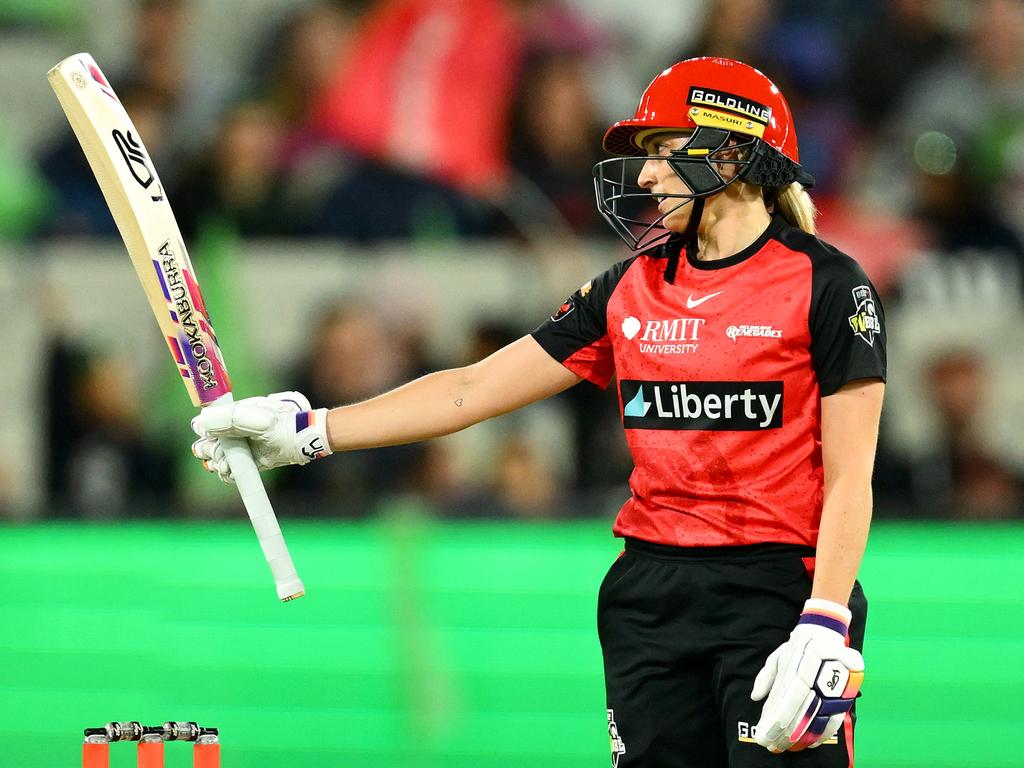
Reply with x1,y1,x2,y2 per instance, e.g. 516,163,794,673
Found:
191,391,332,483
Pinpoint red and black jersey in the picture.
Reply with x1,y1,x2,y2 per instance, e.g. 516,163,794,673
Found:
532,214,886,548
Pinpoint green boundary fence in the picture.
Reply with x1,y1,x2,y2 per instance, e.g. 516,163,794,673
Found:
1,519,1021,767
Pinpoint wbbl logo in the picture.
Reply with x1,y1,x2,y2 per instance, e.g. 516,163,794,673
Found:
848,285,880,347
607,710,626,767
621,380,783,430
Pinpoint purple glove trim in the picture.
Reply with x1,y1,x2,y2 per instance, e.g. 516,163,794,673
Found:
798,611,848,636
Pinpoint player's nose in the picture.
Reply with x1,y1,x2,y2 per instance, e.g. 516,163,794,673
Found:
637,158,659,189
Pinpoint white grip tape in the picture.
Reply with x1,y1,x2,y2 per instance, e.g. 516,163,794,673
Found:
220,437,304,601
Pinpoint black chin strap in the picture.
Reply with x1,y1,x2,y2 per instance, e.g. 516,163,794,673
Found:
664,198,704,284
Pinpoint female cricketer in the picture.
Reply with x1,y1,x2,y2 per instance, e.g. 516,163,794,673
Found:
192,57,886,767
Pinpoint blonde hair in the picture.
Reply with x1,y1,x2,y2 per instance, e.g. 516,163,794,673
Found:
773,182,817,235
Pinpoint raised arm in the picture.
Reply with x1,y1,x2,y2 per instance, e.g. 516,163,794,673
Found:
327,335,583,450
191,336,582,481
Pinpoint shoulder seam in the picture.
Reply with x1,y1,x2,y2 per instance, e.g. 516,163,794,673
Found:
770,226,855,265
603,254,642,331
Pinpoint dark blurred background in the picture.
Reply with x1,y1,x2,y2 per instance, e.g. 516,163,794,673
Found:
2,0,1024,523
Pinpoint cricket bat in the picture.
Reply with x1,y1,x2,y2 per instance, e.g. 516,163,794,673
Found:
47,53,305,602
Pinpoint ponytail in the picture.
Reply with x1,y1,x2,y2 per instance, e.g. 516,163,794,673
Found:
773,182,817,235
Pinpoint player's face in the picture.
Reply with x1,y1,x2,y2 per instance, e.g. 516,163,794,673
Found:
637,132,696,232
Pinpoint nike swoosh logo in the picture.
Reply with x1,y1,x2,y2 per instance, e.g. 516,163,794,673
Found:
686,291,723,309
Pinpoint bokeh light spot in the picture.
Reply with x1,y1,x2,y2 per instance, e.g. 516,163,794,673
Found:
914,131,958,175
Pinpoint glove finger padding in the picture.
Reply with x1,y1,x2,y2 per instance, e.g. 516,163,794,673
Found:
229,400,280,436
192,397,274,438
266,391,312,412
191,437,221,462
835,645,865,673
192,392,314,440
192,437,235,483
750,645,782,702
756,651,819,752
192,402,235,436
210,456,235,484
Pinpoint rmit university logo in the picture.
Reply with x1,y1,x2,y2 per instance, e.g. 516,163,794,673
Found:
622,316,704,355
621,380,783,430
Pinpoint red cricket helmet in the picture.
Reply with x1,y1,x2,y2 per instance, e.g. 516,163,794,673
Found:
604,57,801,163
593,57,814,251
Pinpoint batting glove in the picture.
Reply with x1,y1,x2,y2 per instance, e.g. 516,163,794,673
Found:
191,391,332,483
750,598,863,753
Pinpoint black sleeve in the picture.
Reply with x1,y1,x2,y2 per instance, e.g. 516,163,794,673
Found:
809,252,887,396
531,256,638,364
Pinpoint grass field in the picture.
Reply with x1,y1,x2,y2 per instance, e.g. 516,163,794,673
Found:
1,518,1022,767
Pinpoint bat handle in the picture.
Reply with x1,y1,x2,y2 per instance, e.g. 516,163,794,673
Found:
219,436,305,602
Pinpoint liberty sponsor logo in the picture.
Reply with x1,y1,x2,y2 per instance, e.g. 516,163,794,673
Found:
687,86,772,125
621,316,704,354
621,380,783,430
608,710,626,767
848,285,881,346
726,324,783,341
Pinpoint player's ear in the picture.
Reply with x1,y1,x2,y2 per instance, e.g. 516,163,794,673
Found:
712,140,746,178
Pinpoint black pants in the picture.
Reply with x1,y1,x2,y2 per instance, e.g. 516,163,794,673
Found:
598,538,867,768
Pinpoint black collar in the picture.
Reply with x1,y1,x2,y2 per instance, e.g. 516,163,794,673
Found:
684,213,785,271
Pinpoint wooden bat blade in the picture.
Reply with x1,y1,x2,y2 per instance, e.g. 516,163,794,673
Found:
47,52,231,407
48,52,305,602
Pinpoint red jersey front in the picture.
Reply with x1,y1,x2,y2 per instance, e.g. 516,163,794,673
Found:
532,214,887,548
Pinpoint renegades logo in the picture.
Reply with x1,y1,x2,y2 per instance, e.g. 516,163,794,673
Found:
550,298,575,322
550,280,593,322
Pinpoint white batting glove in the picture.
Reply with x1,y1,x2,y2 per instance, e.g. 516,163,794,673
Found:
191,391,332,483
750,598,863,753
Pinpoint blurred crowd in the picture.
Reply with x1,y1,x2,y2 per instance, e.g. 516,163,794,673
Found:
5,0,1024,521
